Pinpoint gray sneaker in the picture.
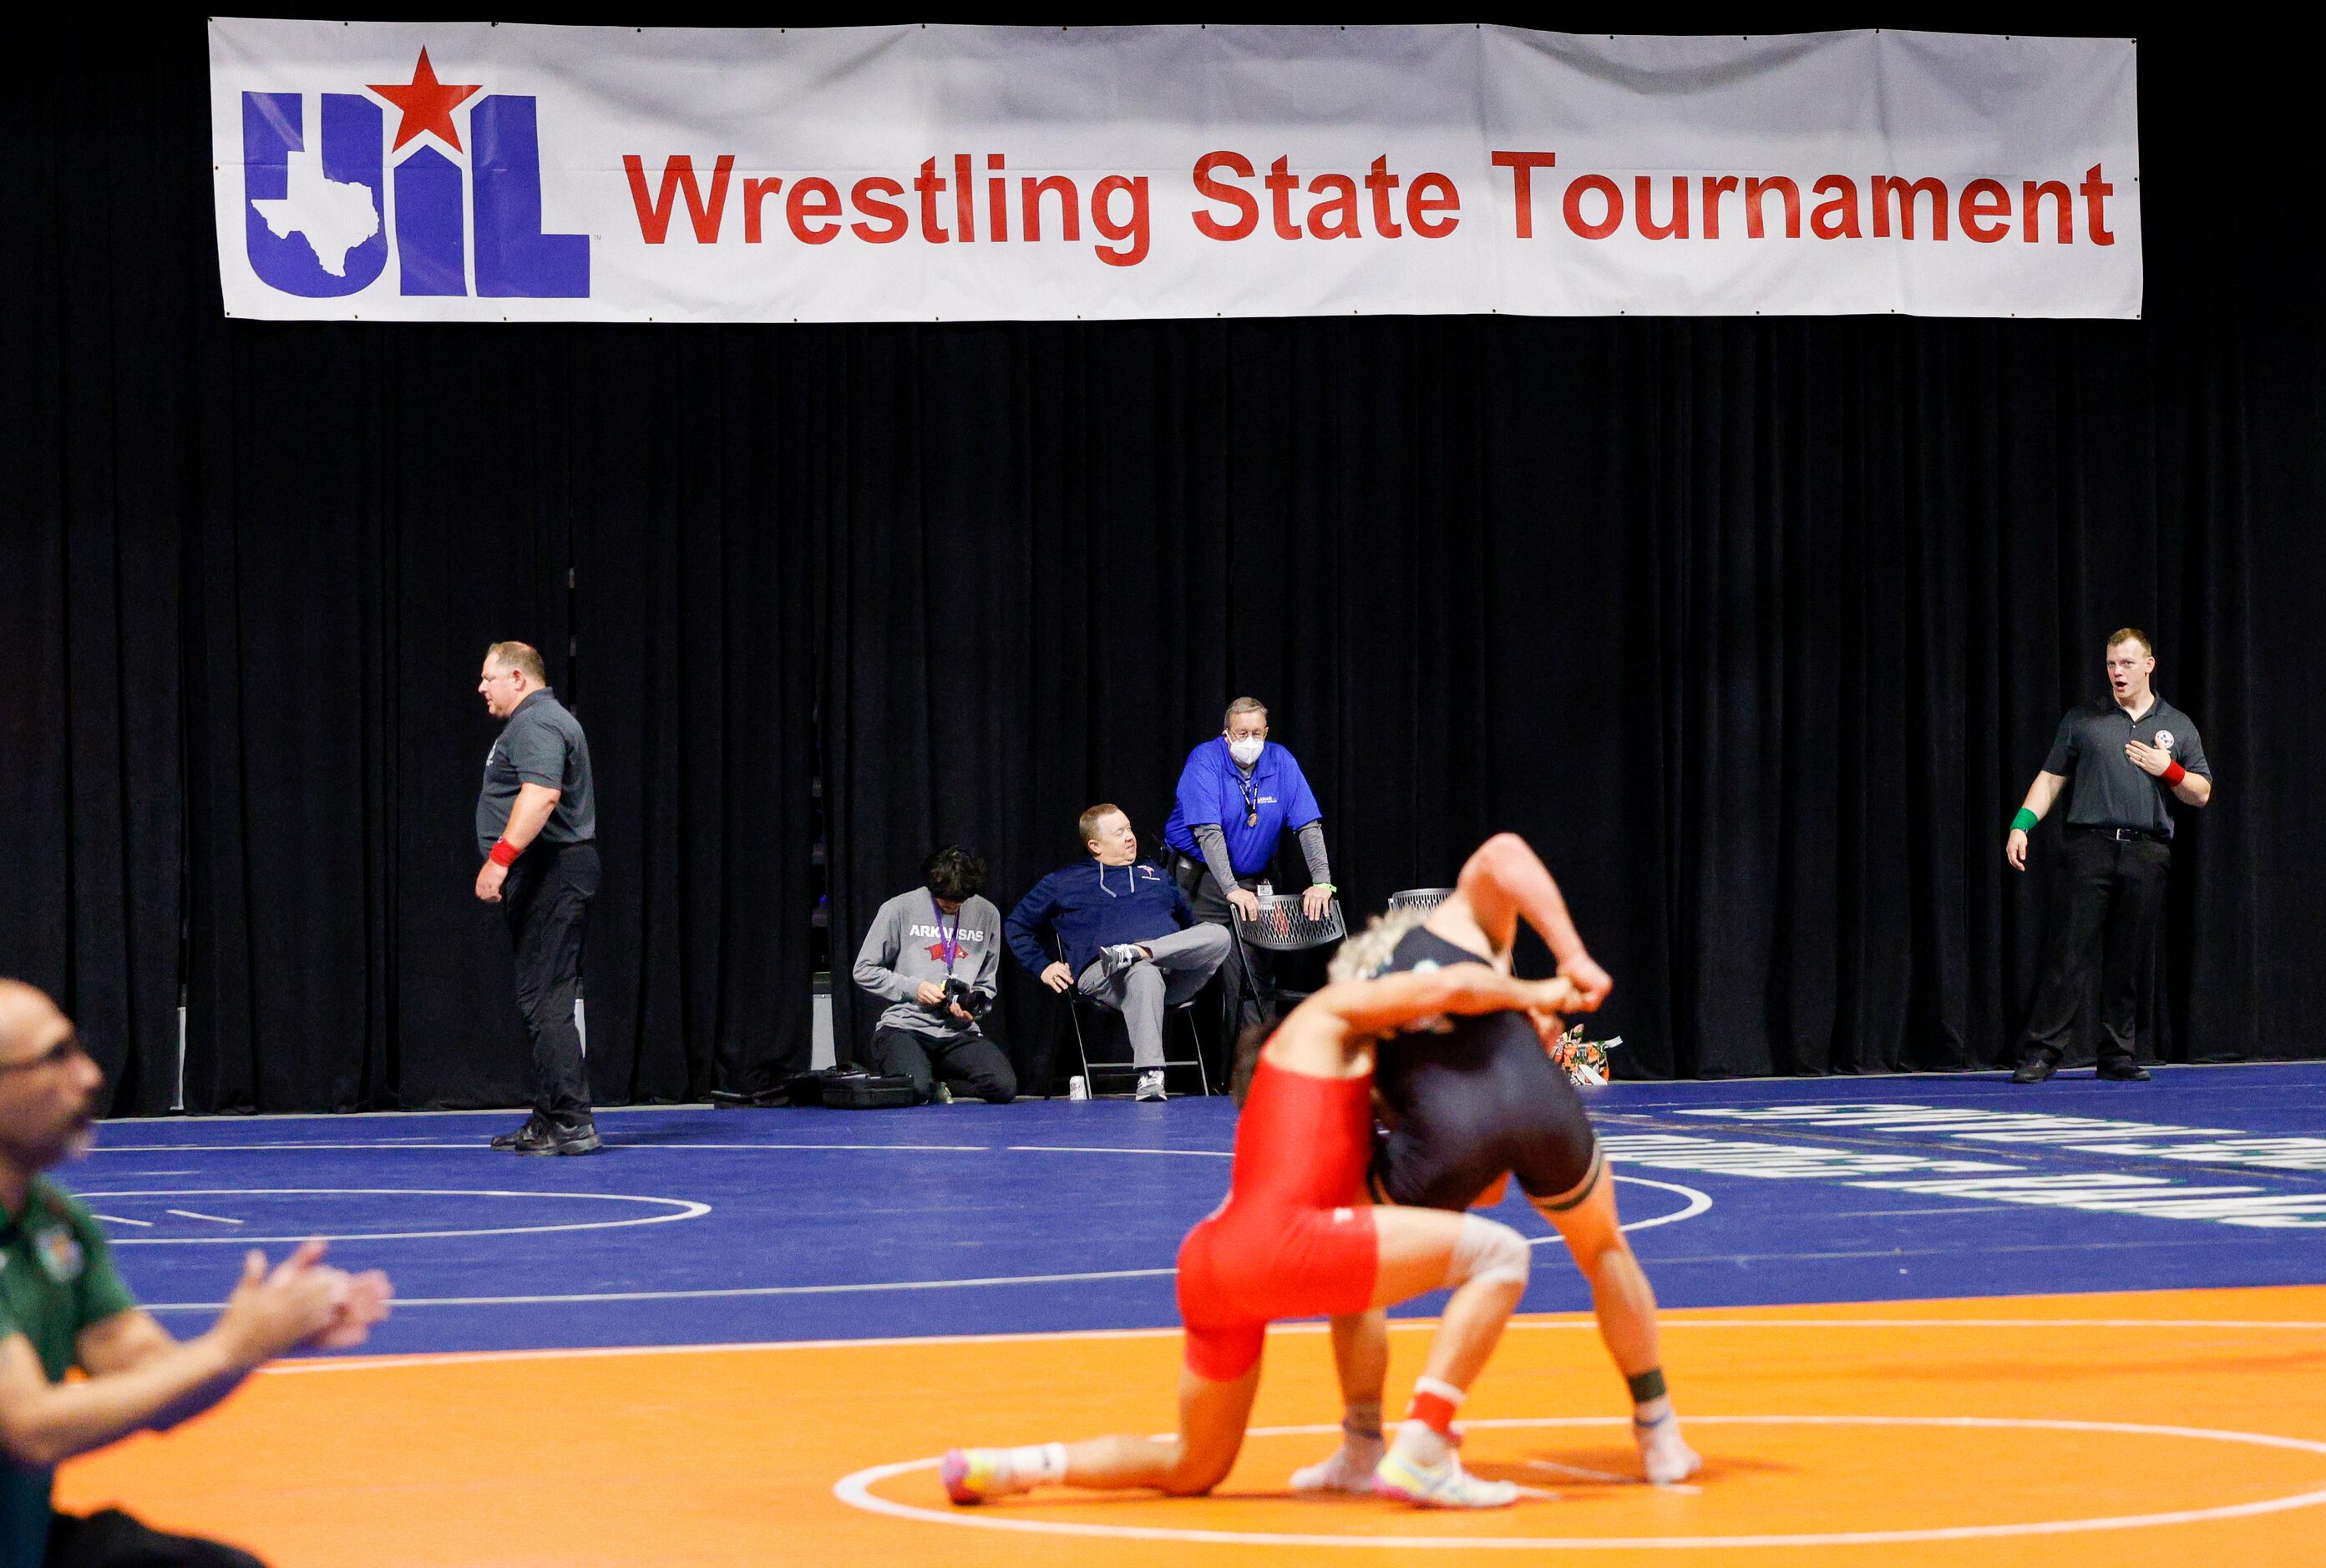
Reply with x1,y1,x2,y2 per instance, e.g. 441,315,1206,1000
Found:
1135,1070,1167,1102
1100,943,1146,980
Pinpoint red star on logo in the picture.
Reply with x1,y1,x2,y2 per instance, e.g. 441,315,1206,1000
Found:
369,48,481,153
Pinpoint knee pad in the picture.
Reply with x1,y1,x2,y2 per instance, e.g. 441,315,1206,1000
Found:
1442,1212,1532,1292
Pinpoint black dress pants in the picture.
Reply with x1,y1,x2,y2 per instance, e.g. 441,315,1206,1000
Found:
2018,828,2171,1068
1175,857,1277,1039
862,1025,1018,1102
503,841,599,1129
45,1509,262,1566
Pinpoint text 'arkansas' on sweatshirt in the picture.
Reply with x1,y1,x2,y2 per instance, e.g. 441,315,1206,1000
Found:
853,890,1001,1039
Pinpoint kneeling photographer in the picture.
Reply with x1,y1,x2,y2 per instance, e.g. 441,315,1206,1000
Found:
850,845,1017,1104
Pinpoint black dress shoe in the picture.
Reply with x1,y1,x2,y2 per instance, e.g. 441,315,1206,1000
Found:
515,1120,604,1156
491,1114,547,1150
2095,1060,2152,1081
2009,1055,2058,1084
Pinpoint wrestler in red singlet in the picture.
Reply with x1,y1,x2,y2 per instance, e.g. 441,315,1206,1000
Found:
943,960,1571,1512
1176,1056,1379,1382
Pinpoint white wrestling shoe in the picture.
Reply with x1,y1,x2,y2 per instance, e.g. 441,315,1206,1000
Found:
1135,1070,1167,1101
941,1449,1026,1505
1374,1436,1521,1509
1634,1412,1702,1485
1290,1441,1384,1495
942,1441,1066,1505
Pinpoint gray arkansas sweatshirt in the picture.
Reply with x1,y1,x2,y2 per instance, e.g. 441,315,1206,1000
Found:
851,889,1002,1039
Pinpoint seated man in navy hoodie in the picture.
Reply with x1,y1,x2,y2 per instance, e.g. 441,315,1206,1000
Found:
1006,804,1232,1100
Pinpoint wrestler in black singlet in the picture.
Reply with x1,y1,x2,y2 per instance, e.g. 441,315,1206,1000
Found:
1369,925,1602,1211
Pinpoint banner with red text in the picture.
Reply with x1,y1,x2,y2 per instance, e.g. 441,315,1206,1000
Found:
209,21,2141,323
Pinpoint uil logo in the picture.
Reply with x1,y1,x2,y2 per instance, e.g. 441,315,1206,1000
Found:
241,48,589,300
34,1225,84,1284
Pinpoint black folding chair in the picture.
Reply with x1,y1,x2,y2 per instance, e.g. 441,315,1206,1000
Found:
1386,887,1456,914
1228,891,1347,1013
1052,935,1212,1097
1234,892,1349,954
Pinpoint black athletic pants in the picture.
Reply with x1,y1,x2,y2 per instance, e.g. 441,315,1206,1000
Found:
2017,828,2171,1069
504,840,599,1129
45,1509,262,1566
862,1026,1018,1103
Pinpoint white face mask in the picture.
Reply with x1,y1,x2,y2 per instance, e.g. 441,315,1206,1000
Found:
1227,736,1264,767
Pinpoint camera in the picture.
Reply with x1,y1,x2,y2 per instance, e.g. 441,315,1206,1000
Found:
942,977,991,1017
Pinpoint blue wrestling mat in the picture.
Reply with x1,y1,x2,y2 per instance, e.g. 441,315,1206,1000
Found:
80,1064,2326,1358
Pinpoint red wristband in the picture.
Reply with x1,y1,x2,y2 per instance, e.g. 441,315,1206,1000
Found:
489,839,520,867
2161,761,2187,787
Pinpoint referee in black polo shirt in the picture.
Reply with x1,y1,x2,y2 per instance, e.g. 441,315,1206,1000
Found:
474,640,603,1153
2005,628,2214,1084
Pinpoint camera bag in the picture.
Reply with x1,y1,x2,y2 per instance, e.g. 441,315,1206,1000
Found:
818,1070,919,1110
771,1064,920,1109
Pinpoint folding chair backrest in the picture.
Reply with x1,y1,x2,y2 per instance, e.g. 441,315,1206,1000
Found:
1386,887,1456,914
1239,893,1347,952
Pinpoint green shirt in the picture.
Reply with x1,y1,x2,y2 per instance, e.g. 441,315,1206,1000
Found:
0,1180,139,1566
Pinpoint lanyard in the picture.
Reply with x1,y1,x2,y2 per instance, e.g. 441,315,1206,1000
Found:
1234,760,1261,828
929,894,963,974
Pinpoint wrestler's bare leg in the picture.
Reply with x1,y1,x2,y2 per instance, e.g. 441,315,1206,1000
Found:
945,1362,1259,1502
1085,1206,1521,1498
1366,1205,1523,1386
1125,1208,1522,1500
953,1206,1523,1507
1364,1205,1531,1506
1295,1181,1505,1495
1533,1164,1700,1485
1290,1310,1391,1493
1057,1363,1263,1492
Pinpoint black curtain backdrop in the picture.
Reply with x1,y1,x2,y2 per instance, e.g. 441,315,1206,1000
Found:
4,13,2322,1111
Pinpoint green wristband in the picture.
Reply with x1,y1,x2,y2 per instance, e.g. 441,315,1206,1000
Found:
2011,808,2039,834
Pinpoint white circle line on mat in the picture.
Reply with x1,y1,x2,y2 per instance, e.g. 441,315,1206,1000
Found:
140,1266,1183,1312
76,1188,710,1245
109,1163,1703,1298
134,1185,1696,1307
831,1415,2326,1549
1579,1176,1710,1235
87,1142,998,1153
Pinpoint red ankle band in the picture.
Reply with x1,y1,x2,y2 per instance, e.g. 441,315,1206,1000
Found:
1407,1388,1459,1437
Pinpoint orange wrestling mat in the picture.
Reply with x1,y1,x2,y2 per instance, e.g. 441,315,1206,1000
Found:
57,1285,2326,1566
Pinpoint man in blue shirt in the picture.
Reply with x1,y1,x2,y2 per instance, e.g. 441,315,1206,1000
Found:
1163,698,1336,1045
1006,806,1230,1100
